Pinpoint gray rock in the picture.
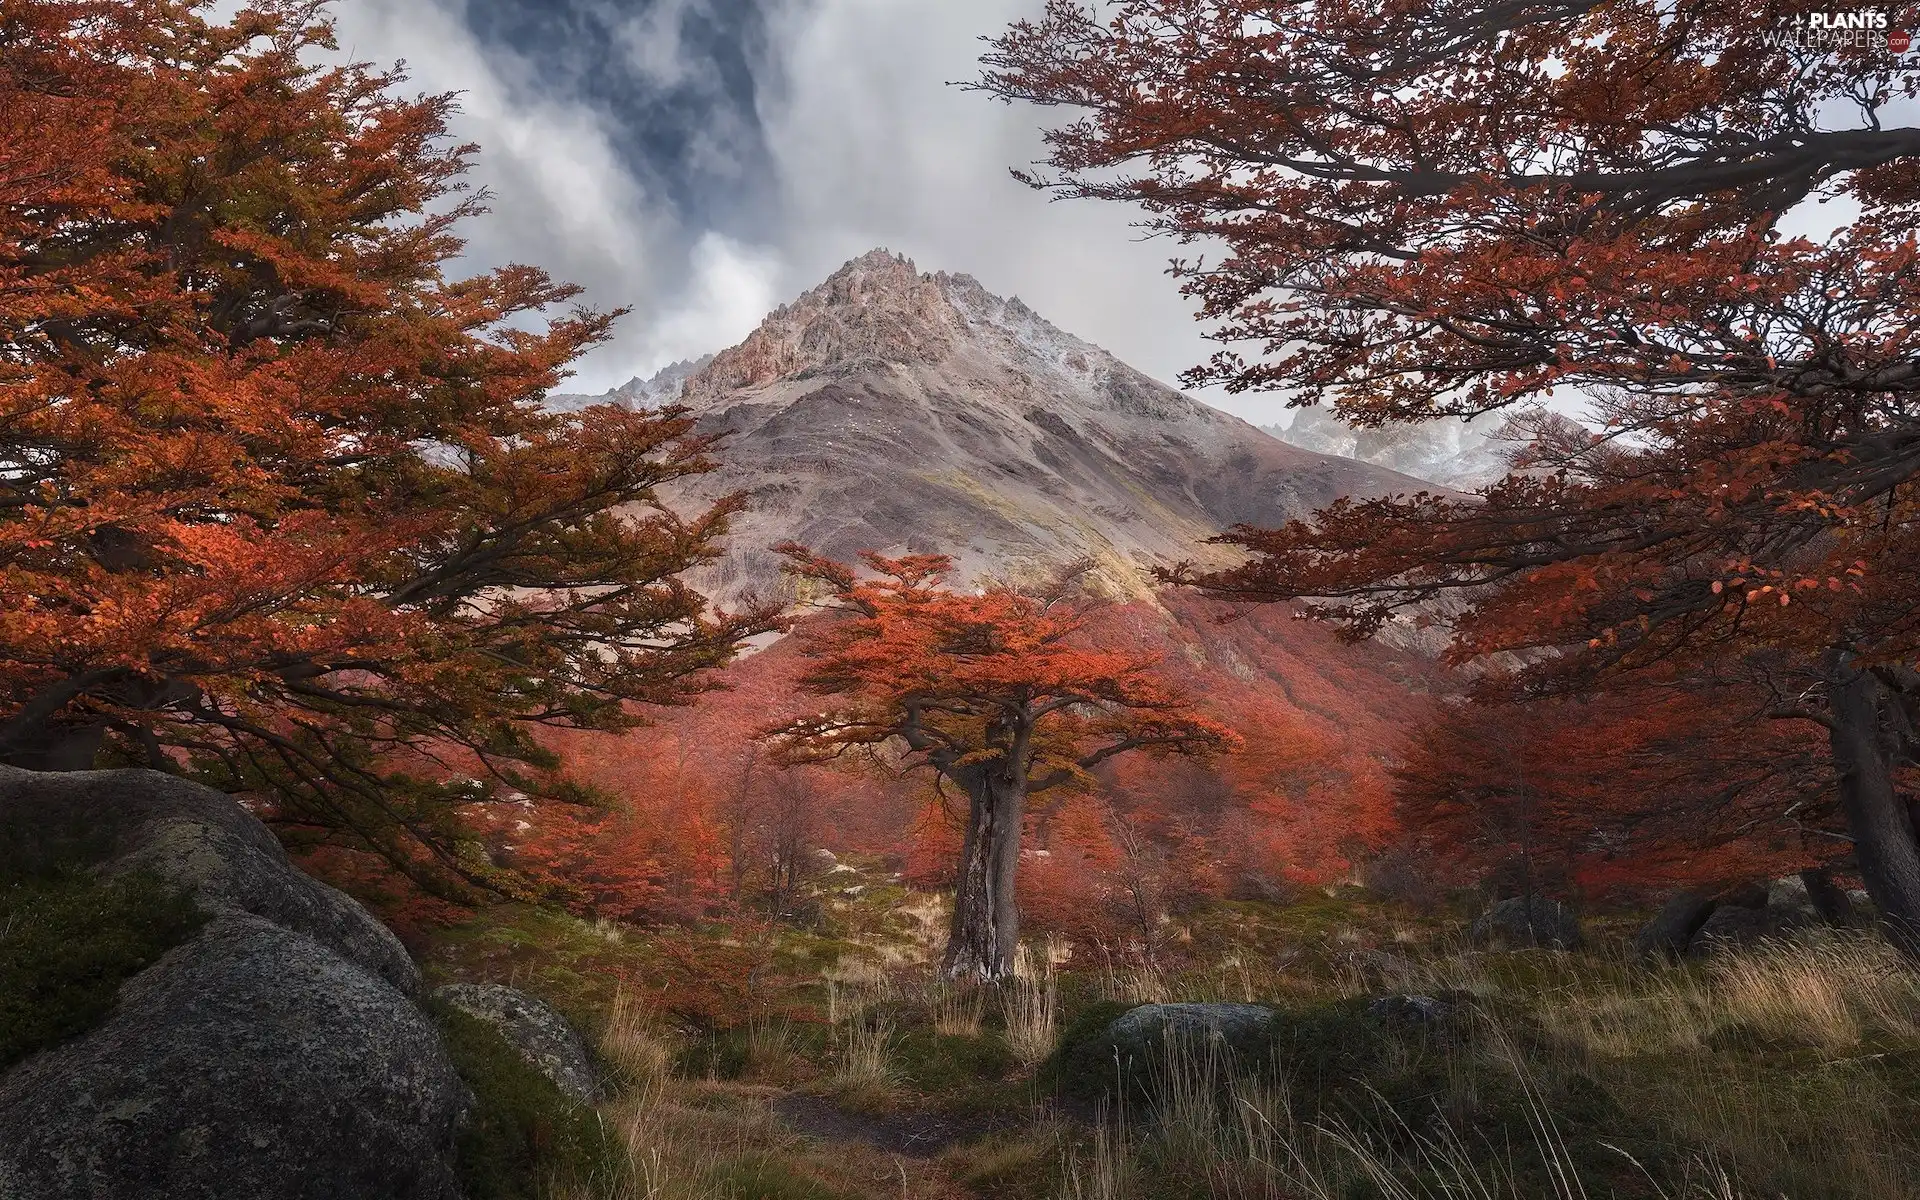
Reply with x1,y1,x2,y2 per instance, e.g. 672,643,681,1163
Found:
1470,895,1584,951
435,983,599,1103
1367,994,1454,1025
0,765,418,994
1632,891,1719,963
1766,875,1817,919
1108,1002,1276,1047
1687,902,1812,955
1113,998,1274,1044
0,914,468,1200
0,767,469,1199
1848,889,1874,919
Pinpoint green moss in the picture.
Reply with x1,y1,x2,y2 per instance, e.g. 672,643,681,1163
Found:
709,1153,862,1200
434,1004,625,1200
1040,999,1140,1100
892,1028,1016,1091
0,868,204,1069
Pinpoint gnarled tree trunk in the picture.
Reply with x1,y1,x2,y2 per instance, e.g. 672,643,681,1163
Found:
944,768,1027,980
1827,652,1920,961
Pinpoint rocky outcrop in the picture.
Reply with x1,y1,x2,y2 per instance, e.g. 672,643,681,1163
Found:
1470,895,1584,951
0,767,469,1200
435,983,599,1103
1630,873,1866,961
0,765,417,993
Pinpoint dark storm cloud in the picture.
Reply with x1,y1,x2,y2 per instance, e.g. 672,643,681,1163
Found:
459,0,781,231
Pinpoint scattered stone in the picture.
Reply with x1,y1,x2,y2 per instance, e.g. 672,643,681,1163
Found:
1469,895,1584,951
1766,875,1817,919
1632,891,1719,963
1687,902,1811,955
433,983,599,1104
1366,994,1454,1025
1848,889,1874,919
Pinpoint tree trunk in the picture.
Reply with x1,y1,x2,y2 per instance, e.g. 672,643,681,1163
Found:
944,769,1026,980
1827,652,1920,961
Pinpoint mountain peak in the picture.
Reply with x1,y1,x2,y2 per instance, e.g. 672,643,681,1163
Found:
679,248,963,403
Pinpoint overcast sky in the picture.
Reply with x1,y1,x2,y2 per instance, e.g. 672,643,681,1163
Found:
320,0,1271,419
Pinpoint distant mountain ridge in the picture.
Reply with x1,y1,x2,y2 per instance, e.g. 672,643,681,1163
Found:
555,249,1430,602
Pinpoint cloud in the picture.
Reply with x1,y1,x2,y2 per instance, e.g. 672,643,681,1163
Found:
314,0,1261,413
752,0,1242,411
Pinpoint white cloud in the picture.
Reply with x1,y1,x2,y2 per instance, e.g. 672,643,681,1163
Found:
311,0,1267,412
641,232,783,371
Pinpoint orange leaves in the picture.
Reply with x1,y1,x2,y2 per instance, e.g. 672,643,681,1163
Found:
0,1,768,892
771,548,1236,790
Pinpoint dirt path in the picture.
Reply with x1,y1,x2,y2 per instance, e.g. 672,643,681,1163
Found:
772,1093,1024,1158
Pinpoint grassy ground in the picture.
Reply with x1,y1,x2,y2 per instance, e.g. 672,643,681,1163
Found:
417,862,1920,1200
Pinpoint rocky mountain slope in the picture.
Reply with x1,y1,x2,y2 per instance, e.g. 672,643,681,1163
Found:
557,250,1428,601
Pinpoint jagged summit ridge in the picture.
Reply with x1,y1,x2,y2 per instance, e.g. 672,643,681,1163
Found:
642,249,1427,602
677,248,1200,429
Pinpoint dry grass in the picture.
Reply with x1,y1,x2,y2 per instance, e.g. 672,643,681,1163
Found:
1535,935,1920,1059
831,1012,897,1092
600,985,675,1086
931,978,987,1036
1050,1018,1765,1200
1003,953,1060,1069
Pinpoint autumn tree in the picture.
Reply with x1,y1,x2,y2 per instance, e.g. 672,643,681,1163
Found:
768,548,1237,979
981,2,1920,953
1394,679,1834,898
0,1,770,892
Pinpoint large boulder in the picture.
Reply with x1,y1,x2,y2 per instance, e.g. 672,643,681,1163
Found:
0,765,417,993
0,915,469,1200
1470,895,1584,951
434,983,599,1103
1108,1002,1277,1049
1685,886,1820,956
0,767,469,1200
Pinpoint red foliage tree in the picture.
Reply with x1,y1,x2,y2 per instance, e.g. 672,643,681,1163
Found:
1394,678,1833,899
0,1,770,891
768,548,1238,979
981,2,1920,953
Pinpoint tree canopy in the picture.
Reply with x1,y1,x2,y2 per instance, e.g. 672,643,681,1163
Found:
768,546,1236,976
0,0,771,892
982,0,1920,950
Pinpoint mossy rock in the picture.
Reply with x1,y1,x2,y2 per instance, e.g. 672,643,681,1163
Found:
1047,1001,1280,1105
0,868,204,1069
433,1003,624,1200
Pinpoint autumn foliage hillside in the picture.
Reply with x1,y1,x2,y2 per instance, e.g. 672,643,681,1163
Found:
521,591,1425,945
